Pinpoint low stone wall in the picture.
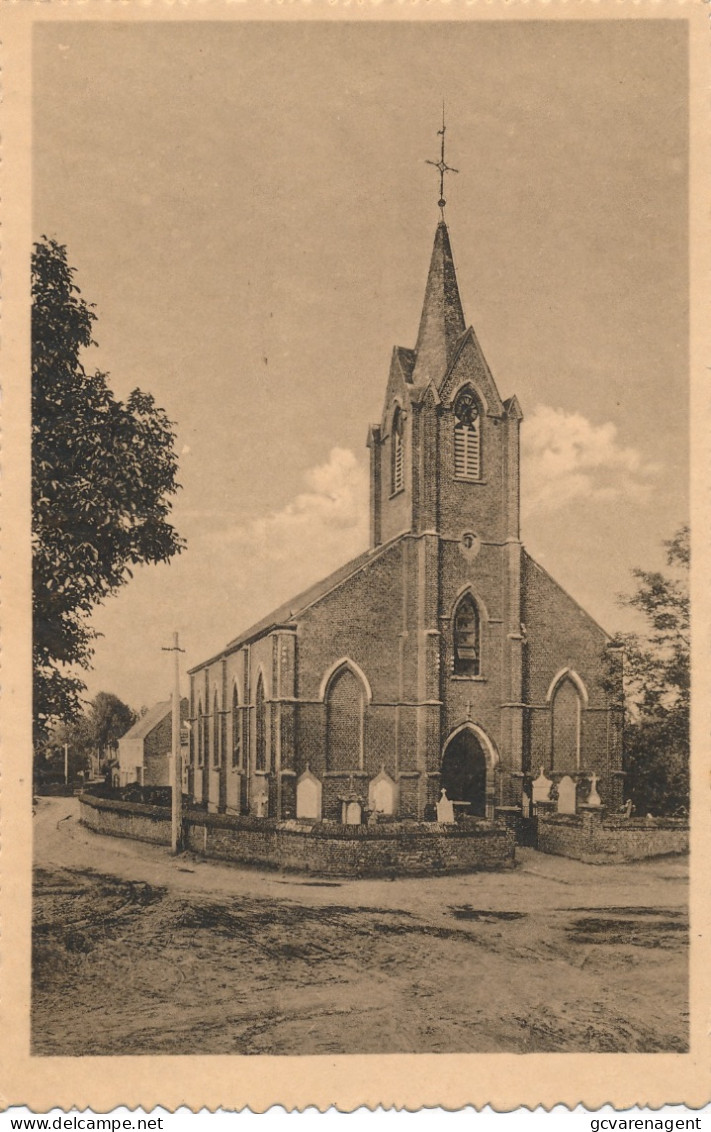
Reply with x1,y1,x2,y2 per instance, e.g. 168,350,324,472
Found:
537,809,688,864
79,794,173,845
78,794,515,876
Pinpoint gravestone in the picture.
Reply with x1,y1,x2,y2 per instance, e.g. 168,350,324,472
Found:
586,772,602,808
557,774,577,815
253,789,269,818
342,800,362,825
436,788,455,824
532,766,553,805
296,768,322,820
368,767,397,815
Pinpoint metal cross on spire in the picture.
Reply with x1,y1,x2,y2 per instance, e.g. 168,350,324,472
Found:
426,104,458,219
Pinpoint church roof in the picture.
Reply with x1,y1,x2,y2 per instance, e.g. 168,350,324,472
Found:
191,543,382,669
411,221,466,387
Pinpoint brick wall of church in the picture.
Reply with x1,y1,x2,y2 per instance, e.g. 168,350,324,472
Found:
439,537,508,754
379,414,414,546
435,409,509,544
292,539,414,819
295,540,405,707
521,552,623,804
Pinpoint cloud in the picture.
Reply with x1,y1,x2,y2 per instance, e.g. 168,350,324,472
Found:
206,446,369,604
521,405,658,516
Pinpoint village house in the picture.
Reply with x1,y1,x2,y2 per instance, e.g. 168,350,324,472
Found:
187,216,624,824
117,698,189,789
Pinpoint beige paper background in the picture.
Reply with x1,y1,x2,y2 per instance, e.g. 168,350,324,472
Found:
2,0,710,1112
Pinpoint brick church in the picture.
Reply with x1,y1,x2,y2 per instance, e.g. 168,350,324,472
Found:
187,215,624,822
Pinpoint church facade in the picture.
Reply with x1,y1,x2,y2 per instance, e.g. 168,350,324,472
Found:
187,220,624,822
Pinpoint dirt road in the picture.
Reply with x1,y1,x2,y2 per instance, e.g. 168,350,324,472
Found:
32,796,688,1055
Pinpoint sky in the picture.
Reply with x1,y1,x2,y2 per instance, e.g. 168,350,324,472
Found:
33,18,689,712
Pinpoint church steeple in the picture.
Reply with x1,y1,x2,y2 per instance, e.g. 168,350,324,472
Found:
411,220,466,387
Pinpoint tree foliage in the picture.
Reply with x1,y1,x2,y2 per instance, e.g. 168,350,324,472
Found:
32,238,185,741
617,526,690,815
88,692,138,759
37,691,137,782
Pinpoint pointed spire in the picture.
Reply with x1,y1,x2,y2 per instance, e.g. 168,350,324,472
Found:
411,221,466,387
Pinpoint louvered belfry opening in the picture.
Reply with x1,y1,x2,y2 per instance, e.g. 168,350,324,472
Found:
391,407,404,494
453,386,481,479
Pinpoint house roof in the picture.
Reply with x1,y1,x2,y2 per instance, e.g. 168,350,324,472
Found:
119,697,189,743
120,700,171,743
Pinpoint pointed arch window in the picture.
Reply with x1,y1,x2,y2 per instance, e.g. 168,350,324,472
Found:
391,406,404,495
197,702,204,768
326,665,365,771
255,674,267,772
231,684,242,769
213,691,221,768
453,387,481,480
203,697,210,768
453,593,480,676
551,676,583,773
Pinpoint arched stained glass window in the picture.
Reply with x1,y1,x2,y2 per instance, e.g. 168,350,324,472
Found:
232,684,241,768
391,406,404,495
453,387,481,480
255,674,267,772
453,594,480,676
326,666,364,771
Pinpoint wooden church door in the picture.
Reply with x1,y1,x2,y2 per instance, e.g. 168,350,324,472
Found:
441,730,488,817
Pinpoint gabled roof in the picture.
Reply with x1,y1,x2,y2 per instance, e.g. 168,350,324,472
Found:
438,325,505,414
120,700,171,743
119,698,189,743
191,542,385,672
523,550,610,639
504,394,524,421
411,221,466,387
394,346,416,383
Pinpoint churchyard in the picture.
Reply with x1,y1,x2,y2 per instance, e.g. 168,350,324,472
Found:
32,796,688,1056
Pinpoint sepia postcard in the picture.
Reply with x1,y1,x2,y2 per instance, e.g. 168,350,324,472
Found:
1,0,710,1113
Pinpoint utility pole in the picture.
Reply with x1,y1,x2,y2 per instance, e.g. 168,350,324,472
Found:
162,632,185,854
64,743,69,786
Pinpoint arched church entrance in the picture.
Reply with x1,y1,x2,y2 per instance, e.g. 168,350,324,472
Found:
441,728,489,817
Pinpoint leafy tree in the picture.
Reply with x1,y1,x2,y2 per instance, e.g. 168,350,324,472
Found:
42,715,94,782
32,238,185,743
88,692,137,763
617,526,689,815
35,691,137,783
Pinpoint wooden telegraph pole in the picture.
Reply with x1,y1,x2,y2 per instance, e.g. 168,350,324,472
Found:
162,632,185,854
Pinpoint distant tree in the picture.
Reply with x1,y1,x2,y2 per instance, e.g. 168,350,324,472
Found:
36,691,137,782
40,715,93,783
616,526,690,815
87,692,137,763
32,237,185,743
